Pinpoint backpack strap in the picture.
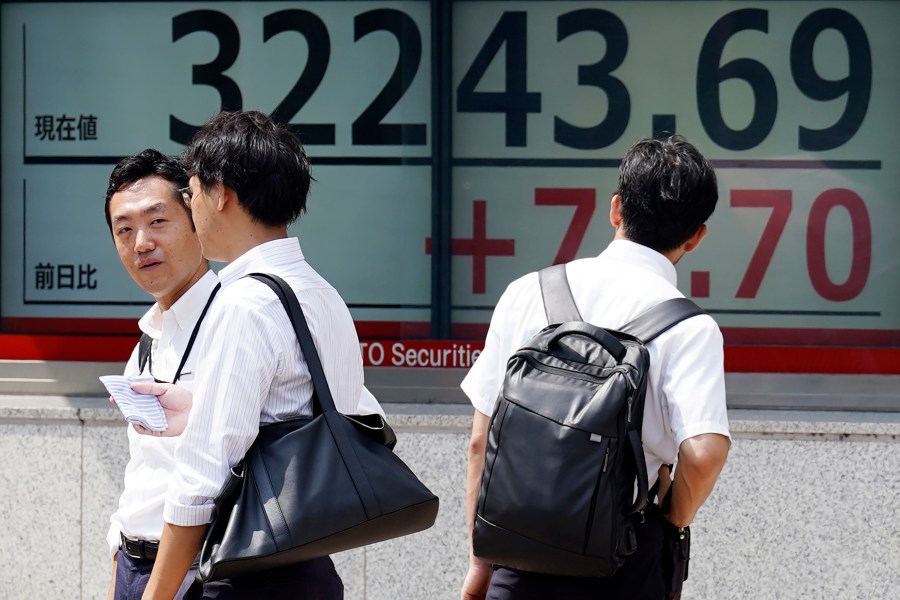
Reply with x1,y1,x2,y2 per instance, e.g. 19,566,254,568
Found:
170,283,221,384
135,282,221,381
138,333,152,375
620,297,705,517
620,298,706,344
538,264,582,324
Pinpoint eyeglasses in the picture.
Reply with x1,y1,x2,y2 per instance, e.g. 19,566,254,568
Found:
178,186,193,206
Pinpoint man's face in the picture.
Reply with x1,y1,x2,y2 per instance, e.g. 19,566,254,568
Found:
108,176,204,310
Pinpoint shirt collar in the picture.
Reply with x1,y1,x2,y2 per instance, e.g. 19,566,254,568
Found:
137,270,219,338
599,239,678,286
217,237,305,287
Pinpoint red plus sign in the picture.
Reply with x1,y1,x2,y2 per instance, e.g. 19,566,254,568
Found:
426,200,515,294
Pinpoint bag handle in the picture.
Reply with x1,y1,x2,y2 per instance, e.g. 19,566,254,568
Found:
545,321,626,362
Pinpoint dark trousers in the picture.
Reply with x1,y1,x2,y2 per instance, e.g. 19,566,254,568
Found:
188,557,343,600
115,548,342,600
487,507,669,600
114,548,197,600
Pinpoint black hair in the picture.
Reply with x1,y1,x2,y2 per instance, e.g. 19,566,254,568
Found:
616,135,718,253
180,110,313,227
104,148,189,231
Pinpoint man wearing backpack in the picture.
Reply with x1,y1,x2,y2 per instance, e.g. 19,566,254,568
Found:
460,135,731,599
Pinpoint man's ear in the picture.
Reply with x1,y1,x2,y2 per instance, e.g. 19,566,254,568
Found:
609,194,623,229
217,184,235,212
682,223,708,254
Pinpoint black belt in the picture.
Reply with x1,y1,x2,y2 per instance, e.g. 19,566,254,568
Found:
120,533,159,561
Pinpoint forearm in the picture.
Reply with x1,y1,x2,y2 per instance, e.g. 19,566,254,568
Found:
666,433,730,527
461,410,493,600
108,554,117,600
465,411,490,536
142,522,207,600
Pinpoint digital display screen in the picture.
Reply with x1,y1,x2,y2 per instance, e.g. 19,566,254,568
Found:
2,1,898,354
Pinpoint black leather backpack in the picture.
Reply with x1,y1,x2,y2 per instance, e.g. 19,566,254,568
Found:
473,263,704,577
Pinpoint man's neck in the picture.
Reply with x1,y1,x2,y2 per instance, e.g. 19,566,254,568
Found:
156,265,210,312
221,226,289,263
613,230,683,265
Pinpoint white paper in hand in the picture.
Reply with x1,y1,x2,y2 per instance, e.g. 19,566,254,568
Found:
99,375,168,432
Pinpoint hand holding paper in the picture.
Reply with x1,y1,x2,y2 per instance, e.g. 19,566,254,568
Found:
99,375,168,432
130,380,194,437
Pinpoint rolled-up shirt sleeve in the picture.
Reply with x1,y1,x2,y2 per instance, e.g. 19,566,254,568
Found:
164,298,279,526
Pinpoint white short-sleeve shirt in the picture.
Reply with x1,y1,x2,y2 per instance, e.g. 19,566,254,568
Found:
461,240,730,486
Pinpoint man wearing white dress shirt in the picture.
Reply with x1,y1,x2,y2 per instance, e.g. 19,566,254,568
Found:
460,136,731,599
133,111,365,599
106,146,382,599
104,149,216,599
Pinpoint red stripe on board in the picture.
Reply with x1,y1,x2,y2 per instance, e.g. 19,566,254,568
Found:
450,324,900,347
724,346,900,375
2,317,140,335
354,321,431,339
721,327,900,347
0,334,138,362
1,333,897,374
10,317,897,347
451,323,490,340
2,317,899,373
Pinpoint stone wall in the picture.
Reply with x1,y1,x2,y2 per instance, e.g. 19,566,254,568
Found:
1,398,898,599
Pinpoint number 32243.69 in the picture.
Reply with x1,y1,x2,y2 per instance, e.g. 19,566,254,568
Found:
170,7,870,152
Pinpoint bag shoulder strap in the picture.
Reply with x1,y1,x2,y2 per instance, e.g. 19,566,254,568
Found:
138,333,152,374
538,264,581,324
247,273,384,519
170,283,221,383
138,283,221,382
619,297,706,344
248,273,392,519
247,273,336,415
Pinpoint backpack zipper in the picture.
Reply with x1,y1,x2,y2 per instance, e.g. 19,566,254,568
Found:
518,354,632,384
582,436,611,555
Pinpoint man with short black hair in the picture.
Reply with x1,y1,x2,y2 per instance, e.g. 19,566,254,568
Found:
104,148,217,600
461,135,731,599
135,111,364,599
106,142,382,600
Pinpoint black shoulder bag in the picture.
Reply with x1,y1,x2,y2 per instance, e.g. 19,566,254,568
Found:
196,273,439,581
